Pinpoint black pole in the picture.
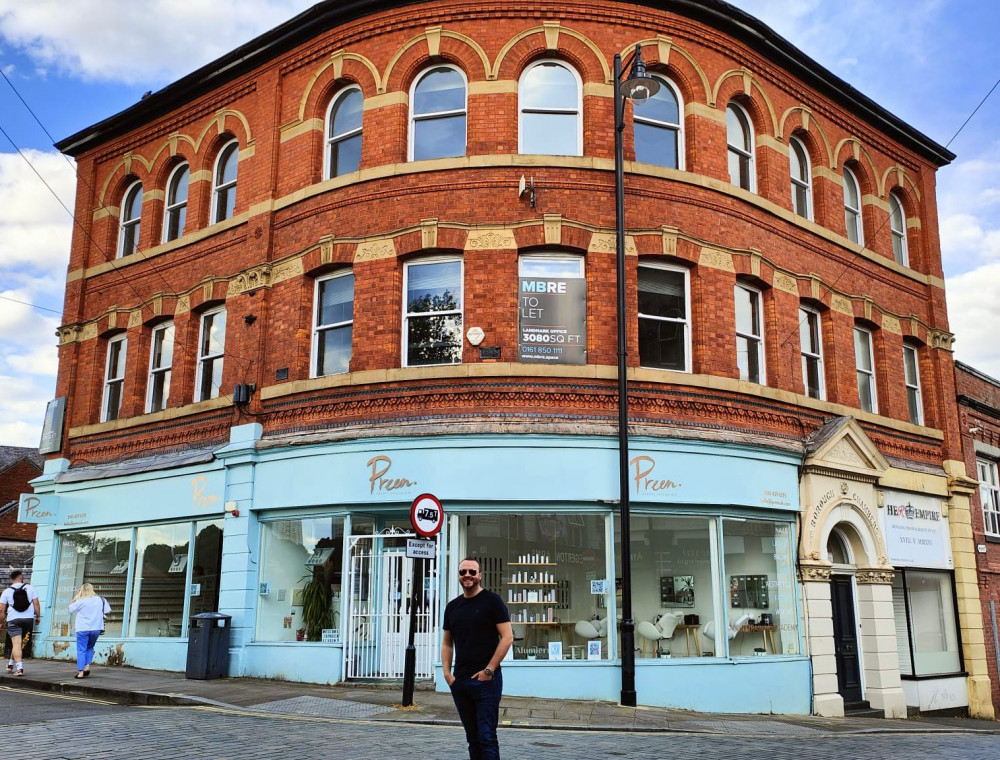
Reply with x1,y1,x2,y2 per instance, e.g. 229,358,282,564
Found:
614,51,637,708
401,556,422,706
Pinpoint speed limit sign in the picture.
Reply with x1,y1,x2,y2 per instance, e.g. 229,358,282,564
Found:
410,493,444,537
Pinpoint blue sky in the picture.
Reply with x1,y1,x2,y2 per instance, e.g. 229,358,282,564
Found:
1,0,998,447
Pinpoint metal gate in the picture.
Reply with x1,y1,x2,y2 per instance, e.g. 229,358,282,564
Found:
344,527,440,680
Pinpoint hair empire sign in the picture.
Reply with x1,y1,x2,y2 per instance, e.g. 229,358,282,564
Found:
879,490,953,569
518,278,586,364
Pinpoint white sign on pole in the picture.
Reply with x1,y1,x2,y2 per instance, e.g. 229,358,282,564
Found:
406,538,435,560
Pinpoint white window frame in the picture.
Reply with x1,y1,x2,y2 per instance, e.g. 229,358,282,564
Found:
402,256,464,368
977,458,1000,538
903,342,923,425
633,74,684,170
853,326,878,414
210,139,239,224
637,263,691,373
726,102,755,192
789,136,812,219
843,166,864,245
518,59,583,157
117,180,142,258
162,163,189,243
101,334,128,422
734,283,765,385
194,307,226,402
799,306,824,400
146,321,174,413
408,65,467,162
324,86,363,180
889,191,909,267
311,270,354,377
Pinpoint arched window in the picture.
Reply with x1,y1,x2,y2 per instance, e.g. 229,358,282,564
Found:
118,180,142,257
325,87,363,178
410,66,466,161
211,139,239,224
519,60,582,156
889,191,908,266
789,136,812,219
163,163,189,243
726,102,754,191
633,76,683,169
843,166,863,244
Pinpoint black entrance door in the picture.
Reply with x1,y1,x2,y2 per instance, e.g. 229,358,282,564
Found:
830,574,862,703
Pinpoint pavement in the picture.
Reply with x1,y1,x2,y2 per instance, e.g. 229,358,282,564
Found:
4,658,998,736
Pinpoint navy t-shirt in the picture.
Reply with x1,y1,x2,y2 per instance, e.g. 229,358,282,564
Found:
443,589,510,679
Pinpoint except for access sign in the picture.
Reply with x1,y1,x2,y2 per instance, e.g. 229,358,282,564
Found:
410,493,444,537
406,538,436,560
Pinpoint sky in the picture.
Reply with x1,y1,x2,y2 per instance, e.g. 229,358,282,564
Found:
1,0,998,448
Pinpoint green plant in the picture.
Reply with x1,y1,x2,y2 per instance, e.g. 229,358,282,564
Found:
299,567,332,642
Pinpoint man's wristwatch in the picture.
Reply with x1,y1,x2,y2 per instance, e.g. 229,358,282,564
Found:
483,667,493,678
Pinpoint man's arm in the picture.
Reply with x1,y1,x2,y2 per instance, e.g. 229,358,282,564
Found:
0,602,6,620
441,629,455,686
475,621,514,681
32,595,40,621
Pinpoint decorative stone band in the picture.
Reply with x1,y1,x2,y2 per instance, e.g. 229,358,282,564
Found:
855,569,895,585
798,563,832,582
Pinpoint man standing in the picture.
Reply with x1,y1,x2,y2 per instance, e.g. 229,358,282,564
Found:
0,570,40,676
441,557,513,760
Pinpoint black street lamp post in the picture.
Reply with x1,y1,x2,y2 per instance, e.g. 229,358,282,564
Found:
613,44,659,708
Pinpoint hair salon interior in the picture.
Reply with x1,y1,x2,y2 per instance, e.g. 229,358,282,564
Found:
21,0,996,719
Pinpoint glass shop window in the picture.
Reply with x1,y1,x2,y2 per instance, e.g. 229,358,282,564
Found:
128,523,191,637
189,519,224,617
257,516,345,642
892,569,961,676
465,513,611,661
50,528,132,638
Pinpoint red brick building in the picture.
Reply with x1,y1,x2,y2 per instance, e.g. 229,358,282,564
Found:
0,446,42,578
27,0,992,717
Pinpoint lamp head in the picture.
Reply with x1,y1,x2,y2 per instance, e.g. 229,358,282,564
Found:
619,45,660,105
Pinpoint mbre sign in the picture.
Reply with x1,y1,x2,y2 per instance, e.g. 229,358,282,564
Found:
518,277,586,364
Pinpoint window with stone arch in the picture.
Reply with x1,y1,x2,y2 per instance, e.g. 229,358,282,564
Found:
519,59,582,156
325,86,363,179
409,65,467,161
118,180,142,258
726,101,755,191
889,190,909,267
789,135,812,219
163,162,189,243
843,165,864,245
211,139,239,224
633,74,684,169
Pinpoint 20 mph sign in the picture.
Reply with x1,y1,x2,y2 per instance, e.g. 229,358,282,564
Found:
410,493,444,537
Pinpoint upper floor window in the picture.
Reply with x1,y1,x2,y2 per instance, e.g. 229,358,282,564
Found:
734,283,764,384
789,136,812,219
843,166,863,244
726,102,754,191
902,342,923,425
118,181,142,257
638,264,690,372
799,306,824,400
325,87,363,178
519,60,581,156
163,164,189,243
211,140,238,224
410,66,466,161
102,334,127,422
889,191,909,266
977,458,1000,538
313,271,354,376
195,307,226,402
146,322,174,413
633,76,682,169
403,258,462,366
853,326,877,413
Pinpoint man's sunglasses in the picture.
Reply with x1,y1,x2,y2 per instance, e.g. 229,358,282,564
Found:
458,569,479,576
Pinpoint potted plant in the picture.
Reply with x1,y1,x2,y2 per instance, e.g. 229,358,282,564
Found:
300,566,333,642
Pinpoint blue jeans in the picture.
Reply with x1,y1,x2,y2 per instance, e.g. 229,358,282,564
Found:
449,671,502,760
76,630,100,671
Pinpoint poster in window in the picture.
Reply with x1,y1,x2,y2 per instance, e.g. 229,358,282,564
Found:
660,575,695,607
518,277,586,364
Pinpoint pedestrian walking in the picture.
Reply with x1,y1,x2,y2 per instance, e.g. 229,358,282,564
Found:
441,557,514,760
0,570,40,676
68,583,110,679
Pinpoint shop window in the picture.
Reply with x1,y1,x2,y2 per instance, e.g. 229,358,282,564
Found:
638,264,690,372
789,136,812,219
978,459,1000,538
726,102,754,191
128,523,191,637
49,528,132,638
519,60,582,156
518,255,586,365
146,322,174,413
163,163,189,243
843,166,863,244
854,326,877,413
211,139,239,223
410,66,466,161
325,87,363,178
118,180,143,258
195,307,226,402
633,76,682,169
892,569,961,676
101,334,127,422
403,258,463,367
799,306,824,400
464,513,611,661
190,519,224,617
313,271,354,376
734,283,764,384
257,517,345,642
903,343,923,425
889,191,909,266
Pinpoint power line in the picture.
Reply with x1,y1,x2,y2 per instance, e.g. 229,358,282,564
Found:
0,293,63,316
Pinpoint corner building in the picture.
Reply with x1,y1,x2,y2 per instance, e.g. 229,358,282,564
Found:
28,0,993,717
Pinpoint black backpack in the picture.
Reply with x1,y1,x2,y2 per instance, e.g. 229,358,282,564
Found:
11,585,30,613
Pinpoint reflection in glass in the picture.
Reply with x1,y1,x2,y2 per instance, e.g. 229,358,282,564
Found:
892,570,961,676
735,285,763,384
315,273,354,376
726,104,753,190
638,266,687,371
50,529,132,638
164,164,189,242
520,62,580,156
147,323,174,413
103,336,127,422
119,182,142,257
789,138,811,217
843,166,863,244
405,260,462,366
412,67,466,160
128,523,191,637
197,309,226,401
327,89,363,177
634,79,680,168
213,141,238,222
190,520,224,617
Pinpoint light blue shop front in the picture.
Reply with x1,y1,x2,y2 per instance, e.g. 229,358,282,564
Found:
29,425,809,714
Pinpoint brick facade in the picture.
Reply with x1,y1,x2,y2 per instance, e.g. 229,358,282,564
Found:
0,450,41,543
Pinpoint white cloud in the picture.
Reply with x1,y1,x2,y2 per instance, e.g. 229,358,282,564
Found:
947,262,1000,379
0,0,315,84
0,150,75,272
0,373,55,448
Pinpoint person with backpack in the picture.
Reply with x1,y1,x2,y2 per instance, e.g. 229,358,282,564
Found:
0,570,40,676
68,583,110,679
